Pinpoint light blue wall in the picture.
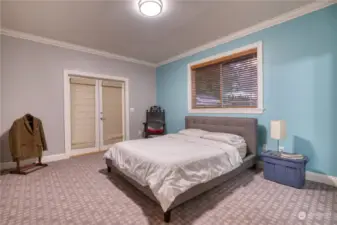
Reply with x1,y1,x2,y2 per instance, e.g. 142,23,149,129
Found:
156,4,337,177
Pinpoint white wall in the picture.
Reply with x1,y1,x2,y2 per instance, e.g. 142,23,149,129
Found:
0,35,156,162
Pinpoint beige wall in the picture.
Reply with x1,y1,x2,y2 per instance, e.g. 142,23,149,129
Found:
0,35,156,162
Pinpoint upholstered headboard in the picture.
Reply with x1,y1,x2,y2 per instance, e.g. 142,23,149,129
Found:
185,116,258,156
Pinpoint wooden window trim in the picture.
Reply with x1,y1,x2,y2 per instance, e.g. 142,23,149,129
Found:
188,42,264,114
190,48,257,70
191,70,197,108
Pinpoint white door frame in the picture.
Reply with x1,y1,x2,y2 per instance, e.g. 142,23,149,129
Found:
63,69,130,157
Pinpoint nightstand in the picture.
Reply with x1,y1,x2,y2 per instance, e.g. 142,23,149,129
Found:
261,150,309,189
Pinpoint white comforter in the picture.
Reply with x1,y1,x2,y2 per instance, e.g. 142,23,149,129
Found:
103,134,243,211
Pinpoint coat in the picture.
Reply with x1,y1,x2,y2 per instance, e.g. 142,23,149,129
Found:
9,115,48,161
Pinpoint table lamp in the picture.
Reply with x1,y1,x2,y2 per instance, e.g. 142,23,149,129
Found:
270,120,286,152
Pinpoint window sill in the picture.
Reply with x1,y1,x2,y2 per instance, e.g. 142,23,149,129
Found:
188,108,265,114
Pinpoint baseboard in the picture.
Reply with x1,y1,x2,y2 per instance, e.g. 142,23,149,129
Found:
257,160,337,187
0,153,69,170
305,171,337,187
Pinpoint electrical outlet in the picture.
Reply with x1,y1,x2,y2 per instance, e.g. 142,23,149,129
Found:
138,130,143,136
262,144,267,151
279,146,285,152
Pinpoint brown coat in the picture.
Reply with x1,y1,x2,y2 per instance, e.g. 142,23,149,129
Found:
9,115,48,161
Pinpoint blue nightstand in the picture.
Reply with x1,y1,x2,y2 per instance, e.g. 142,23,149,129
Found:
261,150,309,189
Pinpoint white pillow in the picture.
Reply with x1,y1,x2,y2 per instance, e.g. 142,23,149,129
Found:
201,132,247,158
178,129,209,137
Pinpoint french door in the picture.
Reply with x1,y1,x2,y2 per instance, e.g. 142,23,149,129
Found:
100,80,124,150
69,76,124,156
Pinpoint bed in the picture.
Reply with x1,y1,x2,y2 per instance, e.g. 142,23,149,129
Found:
105,116,257,223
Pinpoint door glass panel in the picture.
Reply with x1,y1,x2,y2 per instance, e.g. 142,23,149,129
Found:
102,80,124,146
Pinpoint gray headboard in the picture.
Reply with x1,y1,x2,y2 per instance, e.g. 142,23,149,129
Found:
185,116,257,155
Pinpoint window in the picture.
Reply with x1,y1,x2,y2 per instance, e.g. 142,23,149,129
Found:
188,42,263,114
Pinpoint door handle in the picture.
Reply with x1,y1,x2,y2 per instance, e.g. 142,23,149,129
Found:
101,117,106,121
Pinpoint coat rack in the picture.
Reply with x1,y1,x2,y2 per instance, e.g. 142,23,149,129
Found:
9,114,48,175
10,159,48,175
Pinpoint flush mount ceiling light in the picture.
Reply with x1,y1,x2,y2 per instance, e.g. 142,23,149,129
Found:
139,0,163,17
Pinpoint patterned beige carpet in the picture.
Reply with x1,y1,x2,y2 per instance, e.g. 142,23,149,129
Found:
0,153,336,225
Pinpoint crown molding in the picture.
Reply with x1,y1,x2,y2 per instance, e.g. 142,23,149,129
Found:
158,1,336,67
0,28,157,67
1,1,335,68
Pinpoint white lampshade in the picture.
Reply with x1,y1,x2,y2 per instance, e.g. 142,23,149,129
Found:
139,0,163,17
270,120,286,140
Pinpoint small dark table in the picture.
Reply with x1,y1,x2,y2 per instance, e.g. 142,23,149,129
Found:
261,150,308,189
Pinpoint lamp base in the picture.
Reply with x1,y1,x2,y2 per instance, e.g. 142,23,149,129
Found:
277,140,283,152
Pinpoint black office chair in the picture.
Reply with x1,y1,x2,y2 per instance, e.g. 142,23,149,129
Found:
143,106,166,138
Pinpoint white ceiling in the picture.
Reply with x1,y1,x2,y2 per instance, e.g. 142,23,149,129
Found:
1,0,316,64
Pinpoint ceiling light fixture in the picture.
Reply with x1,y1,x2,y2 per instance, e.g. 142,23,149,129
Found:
139,0,163,17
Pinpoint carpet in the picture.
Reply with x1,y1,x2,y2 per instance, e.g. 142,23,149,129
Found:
0,153,336,225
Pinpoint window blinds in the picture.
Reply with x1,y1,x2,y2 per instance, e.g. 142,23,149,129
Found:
221,54,258,107
193,64,221,108
191,49,258,109
70,77,96,149
102,80,123,145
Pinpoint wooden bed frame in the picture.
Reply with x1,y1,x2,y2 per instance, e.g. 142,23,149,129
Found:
106,116,258,223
